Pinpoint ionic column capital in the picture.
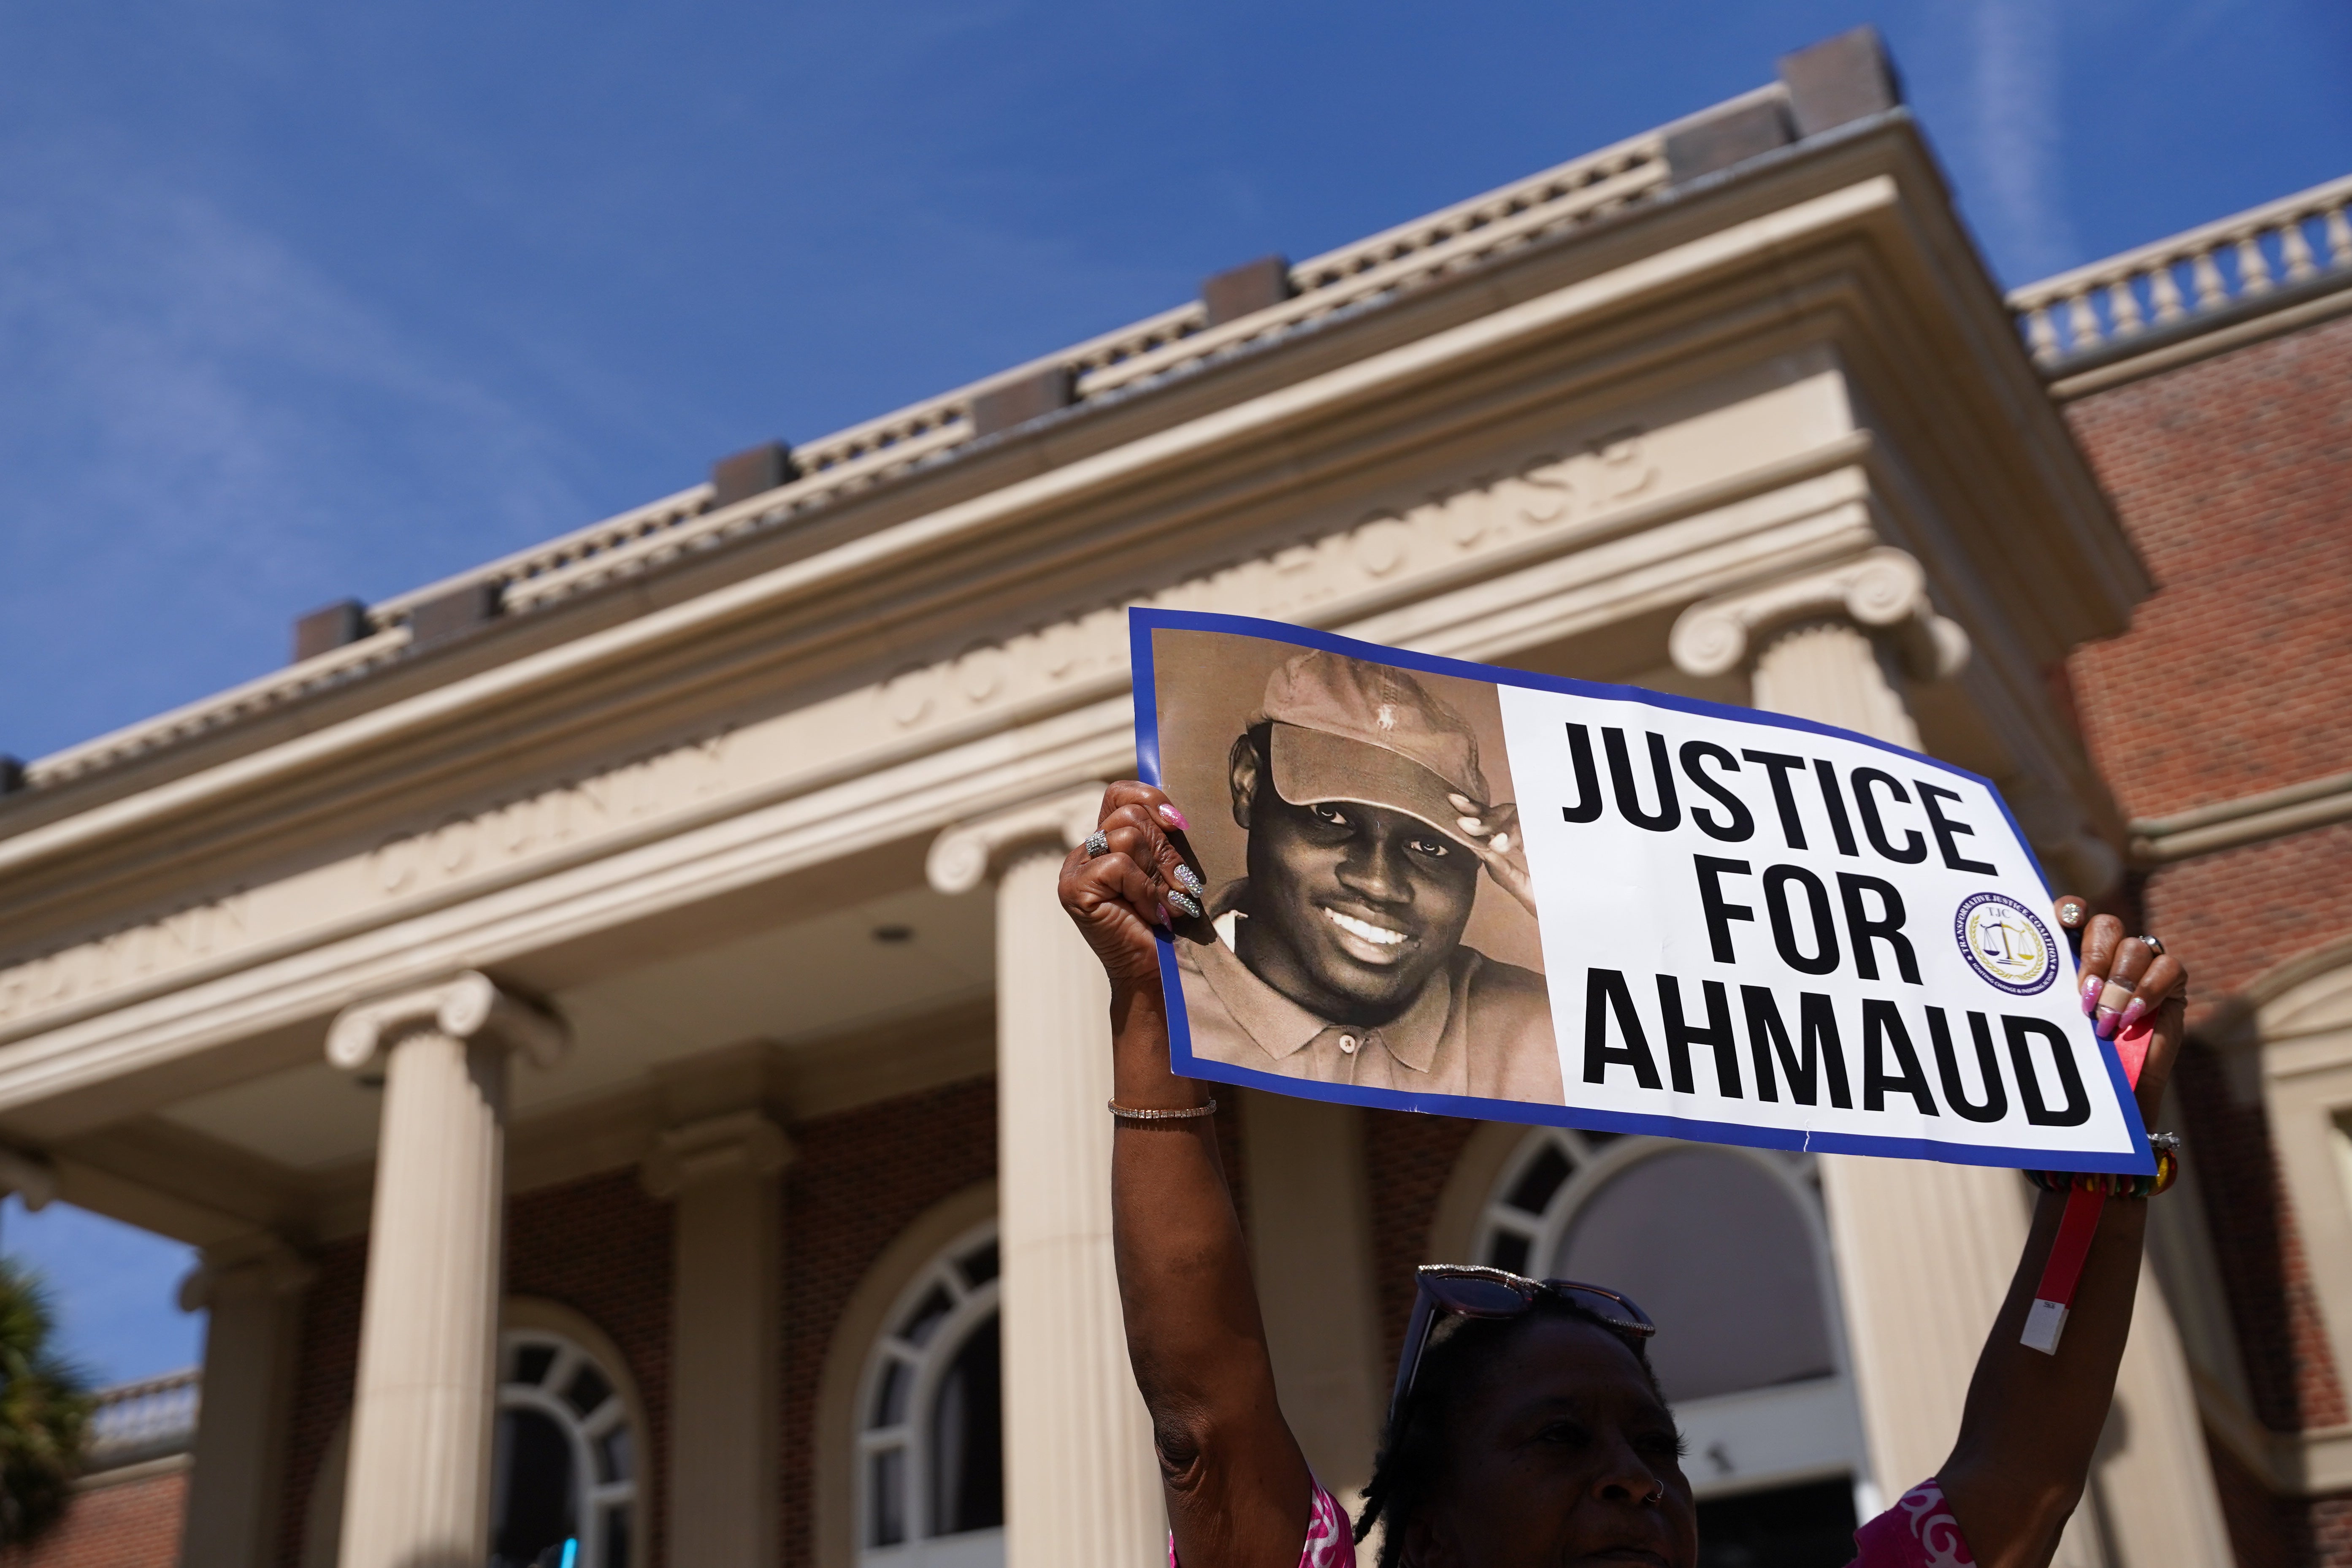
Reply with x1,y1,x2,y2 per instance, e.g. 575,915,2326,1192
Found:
325,971,569,1075
177,1235,316,1312
925,783,1107,894
640,1109,795,1199
1669,547,1970,683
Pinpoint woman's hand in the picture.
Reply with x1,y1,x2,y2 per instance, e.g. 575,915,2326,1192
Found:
1448,793,1538,918
2054,895,2187,1122
1059,781,1204,991
1940,902,2195,1566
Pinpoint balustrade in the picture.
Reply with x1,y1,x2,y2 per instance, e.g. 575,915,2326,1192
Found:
86,1367,201,1467
2009,173,2352,367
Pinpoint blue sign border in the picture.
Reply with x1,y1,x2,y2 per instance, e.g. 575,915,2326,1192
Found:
1131,606,2155,1175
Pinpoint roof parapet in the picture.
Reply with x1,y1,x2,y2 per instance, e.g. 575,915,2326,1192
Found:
17,30,1938,796
2009,171,2352,385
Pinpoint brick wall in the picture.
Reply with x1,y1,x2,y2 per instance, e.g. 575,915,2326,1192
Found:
276,1234,362,1568
1362,1110,1481,1386
780,1077,999,1568
274,1172,675,1568
0,1466,187,1568
2063,307,2352,1565
2065,313,2352,824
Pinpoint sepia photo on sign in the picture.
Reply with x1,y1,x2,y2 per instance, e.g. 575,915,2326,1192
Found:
1132,608,2152,1174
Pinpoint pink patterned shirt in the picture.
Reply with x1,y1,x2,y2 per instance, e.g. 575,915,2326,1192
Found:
1173,1477,1974,1568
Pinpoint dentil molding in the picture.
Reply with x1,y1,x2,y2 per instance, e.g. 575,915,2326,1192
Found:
324,970,570,1074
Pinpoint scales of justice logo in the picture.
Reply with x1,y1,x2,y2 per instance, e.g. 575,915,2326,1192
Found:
1954,892,2058,996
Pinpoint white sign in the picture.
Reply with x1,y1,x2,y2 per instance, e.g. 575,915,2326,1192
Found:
1134,609,2150,1173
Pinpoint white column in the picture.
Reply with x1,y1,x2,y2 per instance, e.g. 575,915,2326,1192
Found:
1239,1090,1384,1501
326,972,568,1568
930,788,1165,1568
176,1238,315,1568
1679,561,2160,1564
1731,586,2226,1565
643,1108,793,1567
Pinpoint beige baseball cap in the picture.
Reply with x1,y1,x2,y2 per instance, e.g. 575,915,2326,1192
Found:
1257,650,1490,840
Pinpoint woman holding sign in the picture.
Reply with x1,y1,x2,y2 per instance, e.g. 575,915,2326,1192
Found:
1063,778,2187,1568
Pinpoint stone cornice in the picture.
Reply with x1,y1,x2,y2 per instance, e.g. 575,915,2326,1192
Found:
324,971,569,1074
0,121,2142,1123
0,122,2130,908
2191,1365,2352,1498
2129,768,2352,866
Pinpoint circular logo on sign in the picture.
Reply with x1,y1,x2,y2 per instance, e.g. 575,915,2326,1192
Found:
1954,893,2057,996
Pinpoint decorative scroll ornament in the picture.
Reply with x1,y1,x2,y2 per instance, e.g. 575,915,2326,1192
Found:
0,1145,56,1211
1668,546,1970,683
926,785,1108,895
640,1109,795,1199
325,970,570,1074
177,1235,317,1312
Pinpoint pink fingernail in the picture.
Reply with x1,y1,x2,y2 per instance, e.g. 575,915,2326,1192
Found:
2080,976,2103,1016
2117,998,2149,1035
1157,902,1174,928
2094,1006,2122,1040
1157,803,1191,830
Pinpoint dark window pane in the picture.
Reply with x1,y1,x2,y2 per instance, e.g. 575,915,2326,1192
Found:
958,1240,1000,1289
900,1284,955,1347
1486,1230,1532,1275
604,1503,632,1568
1695,1477,1857,1568
1505,1145,1574,1215
928,1311,1004,1536
597,1424,632,1484
513,1344,558,1388
1553,1147,1834,1403
870,1448,907,1546
563,1362,613,1419
872,1359,912,1429
490,1408,577,1567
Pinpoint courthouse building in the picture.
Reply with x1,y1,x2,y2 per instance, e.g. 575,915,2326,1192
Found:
3,28,2349,1568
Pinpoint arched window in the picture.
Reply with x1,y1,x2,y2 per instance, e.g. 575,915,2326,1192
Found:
490,1326,642,1568
857,1221,1004,1568
1478,1130,1870,1554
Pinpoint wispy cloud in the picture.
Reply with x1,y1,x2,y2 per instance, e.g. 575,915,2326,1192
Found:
2,1197,201,1385
1967,0,2081,283
0,132,591,758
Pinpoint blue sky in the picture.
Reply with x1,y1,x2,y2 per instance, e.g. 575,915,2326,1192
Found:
1,2,2346,1383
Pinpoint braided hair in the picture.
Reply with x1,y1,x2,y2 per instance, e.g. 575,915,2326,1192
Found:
1353,1296,1664,1568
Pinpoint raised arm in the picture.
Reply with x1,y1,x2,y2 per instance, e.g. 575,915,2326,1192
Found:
1060,780,1313,1568
1938,903,2189,1568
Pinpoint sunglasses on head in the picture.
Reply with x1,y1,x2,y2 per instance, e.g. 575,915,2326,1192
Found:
1387,1264,1656,1430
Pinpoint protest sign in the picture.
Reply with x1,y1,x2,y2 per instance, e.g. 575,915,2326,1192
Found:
1132,608,2152,1174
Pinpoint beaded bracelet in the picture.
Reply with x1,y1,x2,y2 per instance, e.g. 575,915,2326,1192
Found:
2025,1134,2180,1199
1107,1098,1218,1121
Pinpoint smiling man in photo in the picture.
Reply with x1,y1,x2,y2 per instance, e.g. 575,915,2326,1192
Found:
1176,649,1564,1103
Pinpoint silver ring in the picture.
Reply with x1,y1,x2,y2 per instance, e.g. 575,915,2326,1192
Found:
2138,935,2165,958
1083,830,1111,859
